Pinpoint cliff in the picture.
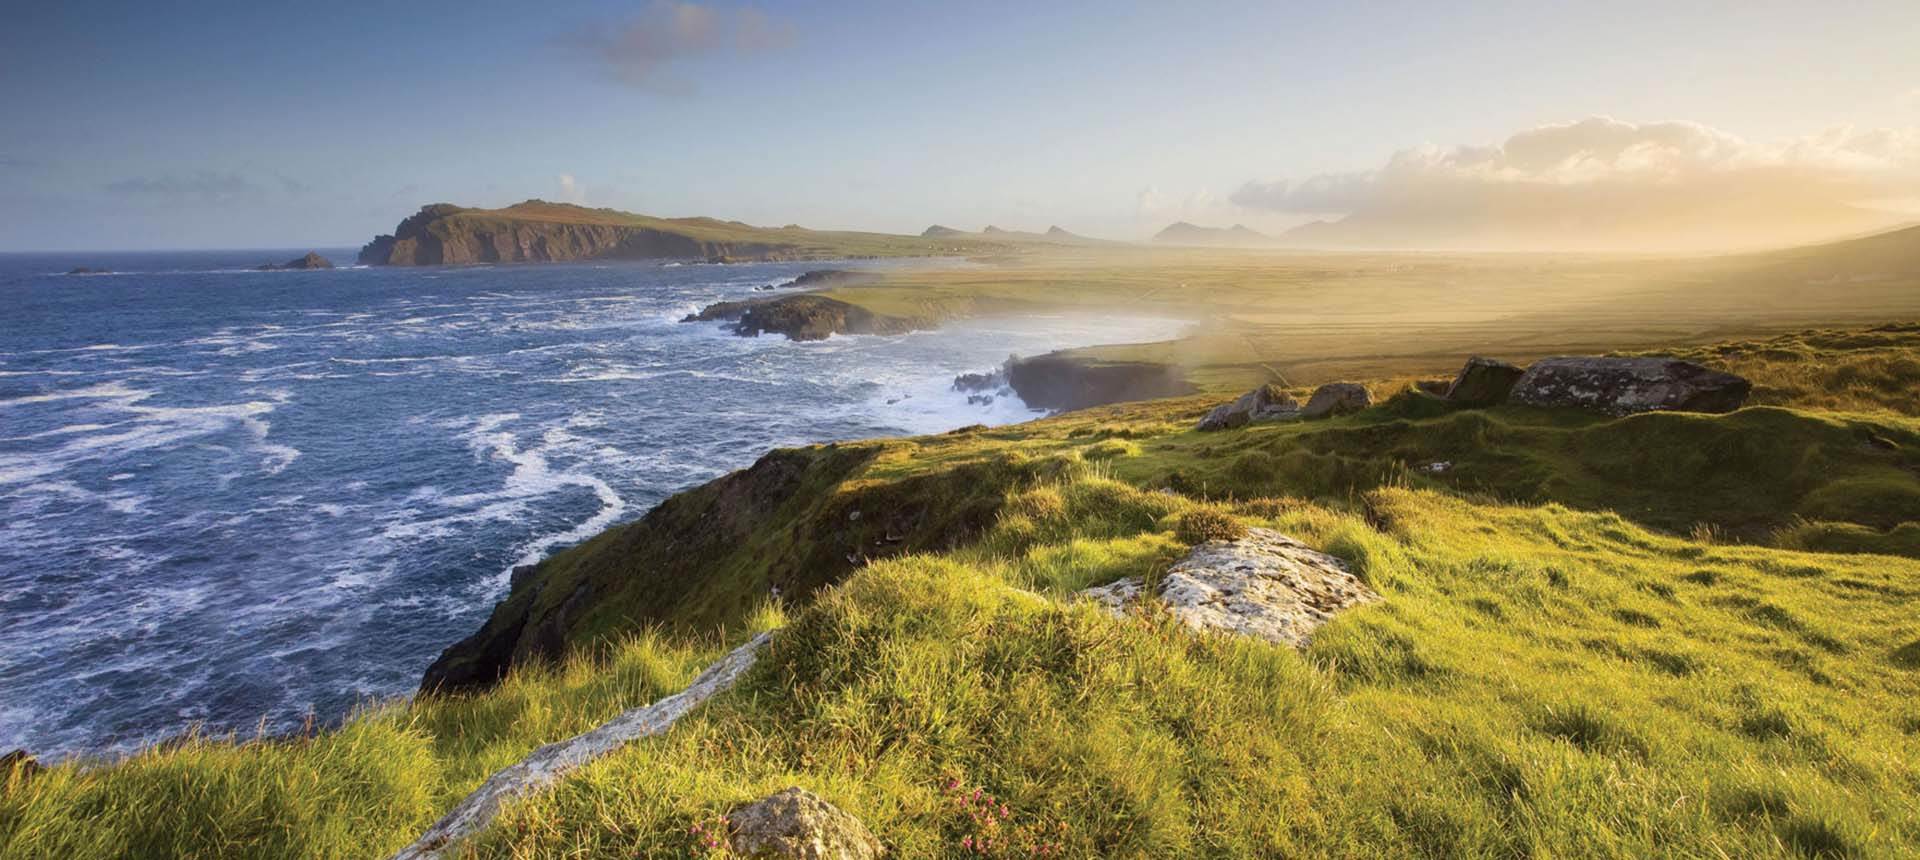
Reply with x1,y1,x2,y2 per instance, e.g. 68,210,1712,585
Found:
1004,351,1197,411
359,200,994,266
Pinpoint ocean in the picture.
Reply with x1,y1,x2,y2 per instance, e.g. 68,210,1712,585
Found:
0,250,1187,758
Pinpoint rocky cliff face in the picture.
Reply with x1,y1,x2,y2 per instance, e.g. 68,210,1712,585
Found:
421,443,1029,693
359,202,825,266
1005,352,1196,412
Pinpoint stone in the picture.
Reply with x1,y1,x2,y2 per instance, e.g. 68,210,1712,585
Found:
1444,356,1525,406
65,266,110,275
1078,528,1380,647
1196,384,1300,431
727,787,883,860
1508,357,1751,415
1301,382,1371,419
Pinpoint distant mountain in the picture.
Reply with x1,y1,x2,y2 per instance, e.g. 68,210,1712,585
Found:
918,224,1112,246
1152,222,1274,247
360,201,993,266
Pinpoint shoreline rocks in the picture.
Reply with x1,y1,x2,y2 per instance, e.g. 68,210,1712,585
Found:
685,293,920,342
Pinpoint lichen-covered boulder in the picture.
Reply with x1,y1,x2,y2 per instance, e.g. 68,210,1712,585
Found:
1196,384,1300,431
1301,382,1371,419
728,787,883,860
1444,356,1525,406
1078,528,1381,647
1508,357,1750,415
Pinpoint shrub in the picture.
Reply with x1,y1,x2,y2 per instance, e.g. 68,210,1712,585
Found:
1174,509,1247,544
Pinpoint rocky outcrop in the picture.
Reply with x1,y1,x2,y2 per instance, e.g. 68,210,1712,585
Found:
1078,528,1380,647
685,294,921,341
360,201,868,266
64,266,110,275
1004,352,1196,412
422,444,1022,693
952,368,1013,407
1509,357,1751,415
391,633,771,860
1302,382,1372,418
1197,384,1299,431
258,252,333,271
727,787,884,860
1444,357,1525,406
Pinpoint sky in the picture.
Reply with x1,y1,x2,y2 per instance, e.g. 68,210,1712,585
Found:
1,0,1917,251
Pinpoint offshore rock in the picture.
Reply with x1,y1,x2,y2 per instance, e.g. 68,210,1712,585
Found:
728,787,884,860
1509,357,1751,415
1078,528,1380,647
258,252,334,271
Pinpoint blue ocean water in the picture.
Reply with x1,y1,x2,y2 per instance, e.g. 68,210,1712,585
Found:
0,250,1187,758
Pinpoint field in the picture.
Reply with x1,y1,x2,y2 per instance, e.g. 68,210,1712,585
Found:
5,233,1920,858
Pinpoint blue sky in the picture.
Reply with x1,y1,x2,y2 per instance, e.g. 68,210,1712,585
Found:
2,0,1917,250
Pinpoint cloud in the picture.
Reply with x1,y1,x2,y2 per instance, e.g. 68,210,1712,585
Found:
570,1,793,90
105,171,257,196
558,173,584,203
1232,117,1920,249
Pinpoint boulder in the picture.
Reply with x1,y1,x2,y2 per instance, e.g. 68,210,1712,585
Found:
1444,356,1525,406
728,787,883,859
1196,384,1300,431
1301,382,1371,418
1078,528,1380,647
1508,357,1751,415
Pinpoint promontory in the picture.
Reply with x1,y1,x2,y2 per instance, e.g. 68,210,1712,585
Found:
358,200,1008,266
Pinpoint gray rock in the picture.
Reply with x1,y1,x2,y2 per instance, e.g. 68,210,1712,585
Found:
1301,382,1371,419
728,787,884,860
1196,384,1300,431
1078,528,1380,647
1444,357,1525,406
1508,357,1750,415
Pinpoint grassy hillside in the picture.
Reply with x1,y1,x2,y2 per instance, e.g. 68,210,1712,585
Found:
809,226,1920,393
5,324,1919,858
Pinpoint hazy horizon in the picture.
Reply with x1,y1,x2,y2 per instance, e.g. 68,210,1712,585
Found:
4,1,1919,252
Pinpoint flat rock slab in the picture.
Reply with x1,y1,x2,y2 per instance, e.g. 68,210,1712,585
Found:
1509,356,1750,415
1078,528,1380,647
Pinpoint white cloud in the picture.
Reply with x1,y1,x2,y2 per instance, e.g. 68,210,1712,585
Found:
1232,117,1920,249
558,173,583,204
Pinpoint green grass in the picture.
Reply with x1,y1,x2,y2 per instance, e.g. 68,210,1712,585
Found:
8,323,1920,858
